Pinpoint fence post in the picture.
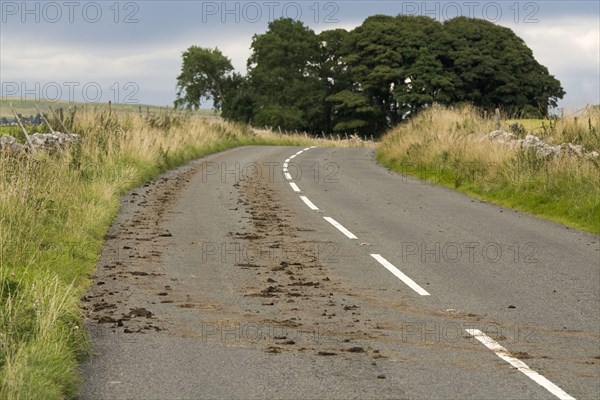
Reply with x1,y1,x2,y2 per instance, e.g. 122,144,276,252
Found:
70,106,77,129
34,104,55,133
495,108,501,130
49,106,70,134
9,103,35,151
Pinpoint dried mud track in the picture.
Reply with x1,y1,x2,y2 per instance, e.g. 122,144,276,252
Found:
83,162,194,335
81,147,414,400
80,146,599,400
83,149,402,363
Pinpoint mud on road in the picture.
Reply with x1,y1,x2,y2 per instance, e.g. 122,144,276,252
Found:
83,160,199,335
84,155,404,361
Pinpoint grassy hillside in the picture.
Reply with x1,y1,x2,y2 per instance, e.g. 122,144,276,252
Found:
378,106,600,235
0,107,356,399
0,97,217,120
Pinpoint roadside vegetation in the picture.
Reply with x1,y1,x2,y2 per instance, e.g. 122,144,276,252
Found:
0,106,355,399
377,106,600,235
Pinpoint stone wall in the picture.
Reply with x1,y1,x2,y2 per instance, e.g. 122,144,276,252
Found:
485,130,599,159
0,132,80,153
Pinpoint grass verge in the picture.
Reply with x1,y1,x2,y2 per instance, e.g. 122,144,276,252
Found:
0,108,357,399
377,106,600,235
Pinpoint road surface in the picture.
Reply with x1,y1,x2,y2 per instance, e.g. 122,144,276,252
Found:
80,146,599,399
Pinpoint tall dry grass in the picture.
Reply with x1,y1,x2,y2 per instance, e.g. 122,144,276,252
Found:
378,106,600,234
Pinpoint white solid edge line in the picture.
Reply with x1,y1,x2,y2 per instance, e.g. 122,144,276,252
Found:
284,172,293,181
289,182,301,192
466,329,575,400
370,254,431,296
323,217,357,239
299,196,319,210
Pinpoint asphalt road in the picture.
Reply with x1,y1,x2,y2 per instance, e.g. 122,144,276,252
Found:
80,146,599,399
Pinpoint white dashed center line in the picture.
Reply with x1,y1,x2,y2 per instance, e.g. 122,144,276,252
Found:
299,196,319,210
370,254,430,296
323,217,358,239
281,146,577,400
466,329,575,400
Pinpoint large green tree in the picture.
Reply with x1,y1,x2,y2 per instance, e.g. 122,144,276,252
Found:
333,15,453,134
174,46,238,111
247,18,326,132
220,74,256,123
341,15,403,134
390,16,454,117
318,28,352,134
175,15,564,135
441,17,564,115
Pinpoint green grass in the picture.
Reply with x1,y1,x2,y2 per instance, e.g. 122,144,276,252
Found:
504,118,549,134
0,126,26,143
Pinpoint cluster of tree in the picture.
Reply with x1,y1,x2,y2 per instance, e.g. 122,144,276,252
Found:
175,15,564,136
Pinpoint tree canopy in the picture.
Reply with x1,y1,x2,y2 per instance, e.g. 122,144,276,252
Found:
174,46,238,111
175,15,564,136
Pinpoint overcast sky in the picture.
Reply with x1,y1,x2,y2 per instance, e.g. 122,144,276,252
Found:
1,1,598,111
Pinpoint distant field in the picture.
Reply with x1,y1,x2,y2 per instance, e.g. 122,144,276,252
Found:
504,118,549,133
0,97,217,119
0,125,23,136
